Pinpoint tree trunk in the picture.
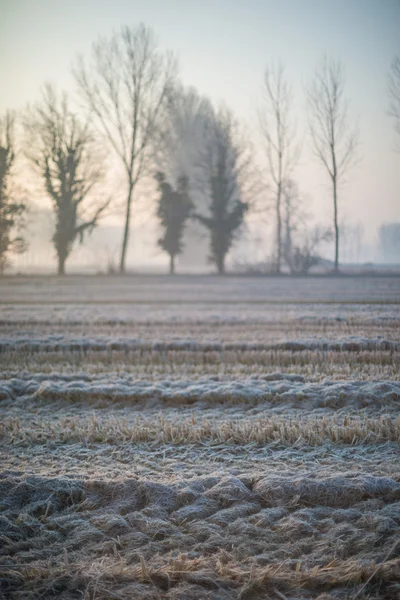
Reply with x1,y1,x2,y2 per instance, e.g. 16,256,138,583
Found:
276,182,282,274
333,176,339,271
284,213,292,271
217,254,225,275
57,253,66,276
120,185,133,274
169,254,175,275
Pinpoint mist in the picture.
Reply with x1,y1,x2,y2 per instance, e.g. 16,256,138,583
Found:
1,0,399,275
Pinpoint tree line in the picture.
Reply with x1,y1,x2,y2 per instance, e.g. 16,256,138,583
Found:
1,24,399,275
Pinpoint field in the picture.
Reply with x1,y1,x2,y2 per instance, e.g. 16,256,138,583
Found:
1,275,399,600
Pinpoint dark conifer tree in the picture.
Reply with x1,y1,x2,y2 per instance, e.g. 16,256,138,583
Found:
156,171,192,274
0,112,26,274
195,110,248,275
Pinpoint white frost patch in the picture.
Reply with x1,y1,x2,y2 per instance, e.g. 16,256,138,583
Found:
1,302,399,325
0,335,399,353
0,373,399,410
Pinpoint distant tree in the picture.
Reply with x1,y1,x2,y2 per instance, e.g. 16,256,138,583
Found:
282,179,332,274
282,178,301,267
259,63,299,273
160,84,214,189
339,221,364,263
74,23,177,273
159,86,222,268
155,171,192,274
286,226,332,274
307,56,359,271
388,54,400,151
194,108,249,275
0,112,26,274
379,222,400,263
25,85,109,275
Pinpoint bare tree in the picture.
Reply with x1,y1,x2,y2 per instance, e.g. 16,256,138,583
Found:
379,222,400,263
307,56,358,271
282,179,332,274
286,224,332,274
259,63,299,273
388,54,400,151
339,221,364,263
25,85,109,275
0,112,26,274
194,107,249,275
282,178,301,265
74,23,177,273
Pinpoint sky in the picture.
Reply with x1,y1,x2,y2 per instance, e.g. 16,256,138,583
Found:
1,0,400,265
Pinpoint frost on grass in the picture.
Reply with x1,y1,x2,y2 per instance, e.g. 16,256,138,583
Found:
1,334,400,352
1,372,399,411
1,471,400,599
0,276,399,599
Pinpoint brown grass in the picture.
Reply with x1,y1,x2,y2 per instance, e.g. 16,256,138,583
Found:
1,414,400,446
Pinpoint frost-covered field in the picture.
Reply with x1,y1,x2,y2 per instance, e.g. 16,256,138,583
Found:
1,275,400,600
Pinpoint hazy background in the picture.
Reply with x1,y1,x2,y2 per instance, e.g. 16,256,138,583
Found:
1,0,399,271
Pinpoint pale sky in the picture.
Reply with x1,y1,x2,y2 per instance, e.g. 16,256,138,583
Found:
1,0,400,263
